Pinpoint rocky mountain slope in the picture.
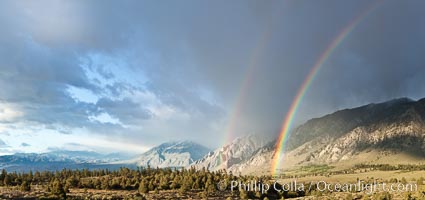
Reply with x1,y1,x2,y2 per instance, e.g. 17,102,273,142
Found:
191,134,272,172
127,141,210,168
286,98,424,159
228,97,425,175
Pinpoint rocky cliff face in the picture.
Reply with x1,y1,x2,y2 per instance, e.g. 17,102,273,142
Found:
222,98,425,174
291,98,425,164
191,134,272,171
286,98,423,150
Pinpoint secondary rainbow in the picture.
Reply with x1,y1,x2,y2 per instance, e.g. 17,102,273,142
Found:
217,18,276,167
271,1,382,176
222,5,284,149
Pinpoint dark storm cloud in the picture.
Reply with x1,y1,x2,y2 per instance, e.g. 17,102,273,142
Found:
0,36,98,128
97,97,152,123
0,0,424,148
296,0,425,123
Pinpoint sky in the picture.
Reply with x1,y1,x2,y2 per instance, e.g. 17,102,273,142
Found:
0,0,424,155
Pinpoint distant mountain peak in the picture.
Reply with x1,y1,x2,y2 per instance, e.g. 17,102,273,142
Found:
191,134,272,171
126,141,210,168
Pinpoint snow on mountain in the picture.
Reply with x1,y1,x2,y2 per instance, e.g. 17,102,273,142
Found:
0,150,128,164
191,134,272,172
127,141,210,168
0,150,133,172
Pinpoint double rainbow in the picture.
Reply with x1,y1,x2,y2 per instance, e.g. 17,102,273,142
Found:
271,1,382,176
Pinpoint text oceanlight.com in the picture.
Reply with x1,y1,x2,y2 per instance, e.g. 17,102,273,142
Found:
221,180,417,194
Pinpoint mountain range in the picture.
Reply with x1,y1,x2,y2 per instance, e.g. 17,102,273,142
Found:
1,97,425,174
0,150,134,172
122,141,210,168
225,97,425,175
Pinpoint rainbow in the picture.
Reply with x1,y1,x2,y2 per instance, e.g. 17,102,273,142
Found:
220,3,286,166
219,22,276,166
271,1,382,176
222,4,284,149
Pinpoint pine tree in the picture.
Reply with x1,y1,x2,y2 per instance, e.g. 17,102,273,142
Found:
179,181,189,195
207,183,215,194
101,177,109,190
159,176,169,190
148,180,155,191
50,179,67,199
138,179,149,194
0,169,6,186
3,175,11,186
20,181,31,192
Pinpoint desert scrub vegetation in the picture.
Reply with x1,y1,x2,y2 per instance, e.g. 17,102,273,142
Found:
0,167,292,199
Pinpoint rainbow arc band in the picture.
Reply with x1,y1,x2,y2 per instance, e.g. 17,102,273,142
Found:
271,1,383,176
221,4,284,165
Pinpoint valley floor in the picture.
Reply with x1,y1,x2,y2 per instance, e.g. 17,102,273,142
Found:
0,188,238,200
2,168,425,199
0,184,423,200
2,172,425,199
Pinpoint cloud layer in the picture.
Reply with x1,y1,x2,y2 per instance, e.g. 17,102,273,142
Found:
0,0,424,153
